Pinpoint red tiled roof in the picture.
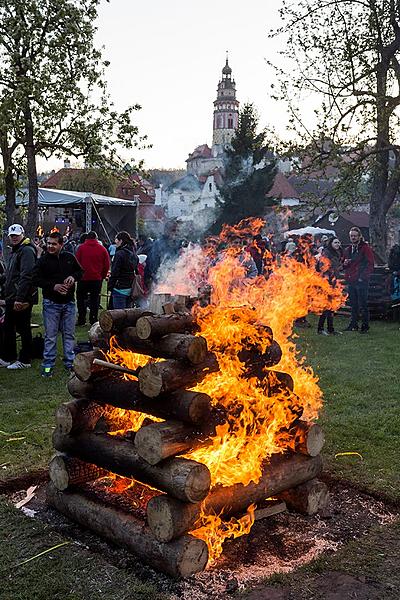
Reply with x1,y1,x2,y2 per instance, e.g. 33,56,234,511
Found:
341,211,370,227
266,172,300,199
41,168,82,188
187,144,212,160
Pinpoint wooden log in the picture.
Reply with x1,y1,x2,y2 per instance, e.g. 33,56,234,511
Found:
49,454,108,490
278,479,329,515
136,313,195,340
92,358,140,378
117,329,208,365
266,370,294,394
146,453,322,542
254,500,287,521
67,375,213,425
238,340,283,376
134,420,211,465
52,431,211,503
55,398,104,435
99,308,154,333
47,483,208,578
73,349,106,382
292,421,325,457
88,322,109,349
149,293,171,314
138,356,219,398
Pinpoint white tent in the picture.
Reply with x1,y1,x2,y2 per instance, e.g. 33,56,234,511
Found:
284,226,336,238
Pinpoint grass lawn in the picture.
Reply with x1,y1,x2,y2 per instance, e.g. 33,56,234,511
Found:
0,307,399,598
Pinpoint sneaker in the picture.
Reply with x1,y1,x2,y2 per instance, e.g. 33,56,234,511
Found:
317,330,328,335
0,359,11,367
328,331,343,335
41,367,53,378
7,361,31,369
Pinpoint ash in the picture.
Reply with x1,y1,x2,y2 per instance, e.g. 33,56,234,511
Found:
10,478,398,600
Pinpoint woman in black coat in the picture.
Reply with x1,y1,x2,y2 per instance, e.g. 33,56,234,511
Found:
108,231,138,309
317,237,343,335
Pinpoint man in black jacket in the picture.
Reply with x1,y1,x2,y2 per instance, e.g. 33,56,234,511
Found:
32,231,83,377
0,224,37,370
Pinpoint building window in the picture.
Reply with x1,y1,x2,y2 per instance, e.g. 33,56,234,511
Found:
228,117,233,128
209,182,212,192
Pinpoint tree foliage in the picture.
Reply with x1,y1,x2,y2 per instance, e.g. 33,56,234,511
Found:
210,103,277,234
270,0,400,262
0,0,147,236
58,169,118,197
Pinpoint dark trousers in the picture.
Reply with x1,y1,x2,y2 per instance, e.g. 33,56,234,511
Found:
318,310,334,332
348,281,369,330
77,280,102,325
2,302,33,363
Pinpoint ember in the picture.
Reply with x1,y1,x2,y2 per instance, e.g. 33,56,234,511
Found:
47,220,345,577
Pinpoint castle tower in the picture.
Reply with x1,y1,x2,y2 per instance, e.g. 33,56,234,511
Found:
212,53,239,147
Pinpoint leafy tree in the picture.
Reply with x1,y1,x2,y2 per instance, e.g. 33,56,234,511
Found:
210,103,277,233
0,0,147,237
270,0,400,262
58,169,118,197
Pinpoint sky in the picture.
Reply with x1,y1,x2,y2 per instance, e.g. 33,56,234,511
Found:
44,0,289,172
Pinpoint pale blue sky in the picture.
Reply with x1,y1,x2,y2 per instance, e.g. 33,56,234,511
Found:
46,0,290,172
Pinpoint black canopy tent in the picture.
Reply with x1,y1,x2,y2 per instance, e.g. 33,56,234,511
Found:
1,188,138,241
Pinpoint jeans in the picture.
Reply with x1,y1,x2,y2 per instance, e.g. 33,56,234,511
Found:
77,280,102,324
42,299,76,368
111,290,131,309
348,281,369,330
318,310,334,332
2,302,33,363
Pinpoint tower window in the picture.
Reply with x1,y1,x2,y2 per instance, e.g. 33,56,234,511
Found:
209,182,212,192
228,116,233,128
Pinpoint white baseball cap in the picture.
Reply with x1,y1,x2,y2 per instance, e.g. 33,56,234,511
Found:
138,254,147,265
8,224,25,236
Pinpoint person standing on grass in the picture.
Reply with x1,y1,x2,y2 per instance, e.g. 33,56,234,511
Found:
0,224,37,370
32,231,83,377
343,227,374,333
75,231,110,326
108,231,138,309
317,237,344,335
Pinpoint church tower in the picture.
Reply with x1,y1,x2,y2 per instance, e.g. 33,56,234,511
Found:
212,54,239,147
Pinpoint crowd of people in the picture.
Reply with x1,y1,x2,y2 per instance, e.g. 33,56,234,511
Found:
0,220,397,377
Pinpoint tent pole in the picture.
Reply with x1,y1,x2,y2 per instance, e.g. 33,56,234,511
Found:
85,197,92,232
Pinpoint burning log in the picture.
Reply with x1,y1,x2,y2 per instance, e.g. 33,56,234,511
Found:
278,479,329,515
52,431,211,502
146,453,322,542
49,455,108,490
134,420,212,465
266,370,294,394
292,421,325,457
238,339,283,375
47,483,208,578
136,313,195,340
99,308,154,333
67,375,213,425
138,356,219,398
116,329,208,365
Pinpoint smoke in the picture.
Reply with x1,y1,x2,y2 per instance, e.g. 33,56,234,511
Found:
154,243,210,297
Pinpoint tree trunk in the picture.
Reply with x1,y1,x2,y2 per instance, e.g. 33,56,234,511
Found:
134,420,212,465
146,453,322,542
47,483,208,578
67,375,213,425
99,308,154,333
52,431,211,502
49,454,108,491
24,102,39,238
136,314,195,340
0,130,17,261
278,478,329,515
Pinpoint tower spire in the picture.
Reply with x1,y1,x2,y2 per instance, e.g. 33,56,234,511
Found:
212,54,239,147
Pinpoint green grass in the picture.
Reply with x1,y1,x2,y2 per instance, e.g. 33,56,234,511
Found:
295,314,400,500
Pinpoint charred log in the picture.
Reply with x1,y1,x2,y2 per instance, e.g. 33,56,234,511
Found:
49,455,108,491
278,478,329,515
47,483,208,578
52,431,211,503
146,453,322,542
73,349,106,382
99,308,154,333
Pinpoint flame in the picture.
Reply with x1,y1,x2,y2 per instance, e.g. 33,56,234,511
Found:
50,226,59,233
102,218,346,564
36,225,44,237
191,503,256,565
106,335,154,379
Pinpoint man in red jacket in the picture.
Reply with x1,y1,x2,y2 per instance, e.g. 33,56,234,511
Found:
343,227,374,333
75,231,110,325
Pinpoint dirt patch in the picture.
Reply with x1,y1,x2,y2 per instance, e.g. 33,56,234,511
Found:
5,478,399,600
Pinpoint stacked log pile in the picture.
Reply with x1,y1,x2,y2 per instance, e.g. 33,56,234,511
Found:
47,306,329,578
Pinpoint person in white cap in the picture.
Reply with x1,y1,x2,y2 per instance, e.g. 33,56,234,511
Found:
0,224,37,369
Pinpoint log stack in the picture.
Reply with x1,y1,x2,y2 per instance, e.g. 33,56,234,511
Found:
47,307,329,578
